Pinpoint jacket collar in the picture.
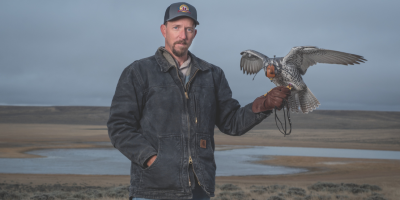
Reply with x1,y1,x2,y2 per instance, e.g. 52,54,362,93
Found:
155,46,211,72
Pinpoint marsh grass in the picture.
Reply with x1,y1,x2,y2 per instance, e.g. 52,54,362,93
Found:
0,183,129,200
0,182,389,200
212,182,388,200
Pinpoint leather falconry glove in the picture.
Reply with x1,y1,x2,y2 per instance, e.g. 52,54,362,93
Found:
252,86,291,113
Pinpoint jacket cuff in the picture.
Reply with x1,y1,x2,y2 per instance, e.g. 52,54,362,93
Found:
140,152,158,168
245,102,271,122
255,109,272,121
252,95,267,113
260,110,272,117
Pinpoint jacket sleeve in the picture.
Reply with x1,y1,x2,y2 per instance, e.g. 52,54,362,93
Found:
107,64,157,168
214,67,271,136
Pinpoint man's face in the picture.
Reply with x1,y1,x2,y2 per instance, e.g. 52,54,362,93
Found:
161,17,197,58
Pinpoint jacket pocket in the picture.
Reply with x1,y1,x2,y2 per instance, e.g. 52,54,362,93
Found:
139,135,183,191
195,133,216,193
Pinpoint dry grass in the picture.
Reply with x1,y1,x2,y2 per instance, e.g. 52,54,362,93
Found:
0,183,129,200
1,182,391,200
212,182,390,200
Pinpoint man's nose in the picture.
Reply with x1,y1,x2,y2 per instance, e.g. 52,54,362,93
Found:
178,29,187,40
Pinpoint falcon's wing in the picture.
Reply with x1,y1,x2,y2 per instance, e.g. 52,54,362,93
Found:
240,50,268,75
282,46,367,75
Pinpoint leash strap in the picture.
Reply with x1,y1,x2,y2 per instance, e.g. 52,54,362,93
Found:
274,99,292,136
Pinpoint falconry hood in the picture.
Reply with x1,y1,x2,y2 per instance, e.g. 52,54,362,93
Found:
266,65,275,79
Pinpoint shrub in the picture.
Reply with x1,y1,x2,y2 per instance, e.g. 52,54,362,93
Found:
267,196,285,200
308,182,341,192
53,192,70,199
335,195,348,200
361,184,382,191
0,191,25,200
271,184,286,190
365,193,387,200
230,191,247,200
30,194,56,200
317,194,332,200
105,186,128,198
72,193,87,200
217,191,231,197
250,189,265,195
308,182,382,194
303,195,312,200
286,187,306,197
350,187,369,194
219,184,240,191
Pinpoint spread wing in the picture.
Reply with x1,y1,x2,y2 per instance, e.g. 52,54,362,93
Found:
240,50,269,75
282,46,367,75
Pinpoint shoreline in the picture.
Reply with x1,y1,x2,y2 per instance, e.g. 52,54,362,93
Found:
2,156,399,200
1,124,399,159
2,155,399,185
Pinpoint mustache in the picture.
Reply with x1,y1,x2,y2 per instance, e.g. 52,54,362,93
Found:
174,40,187,45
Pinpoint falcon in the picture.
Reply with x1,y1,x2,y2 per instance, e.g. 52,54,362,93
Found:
240,46,367,113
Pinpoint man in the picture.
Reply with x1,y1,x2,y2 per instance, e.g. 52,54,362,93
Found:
107,2,290,200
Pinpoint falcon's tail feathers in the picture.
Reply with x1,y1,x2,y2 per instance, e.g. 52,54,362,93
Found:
288,88,320,114
288,93,300,113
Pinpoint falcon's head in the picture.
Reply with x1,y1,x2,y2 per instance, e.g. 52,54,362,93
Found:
265,64,275,80
265,58,281,80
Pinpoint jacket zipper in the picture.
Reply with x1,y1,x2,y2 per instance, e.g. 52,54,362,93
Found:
174,67,195,187
185,70,210,195
189,156,202,186
173,67,191,187
184,69,199,99
184,69,199,188
174,67,209,194
193,94,197,125
189,156,210,195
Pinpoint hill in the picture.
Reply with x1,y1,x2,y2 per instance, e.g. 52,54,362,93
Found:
1,106,399,129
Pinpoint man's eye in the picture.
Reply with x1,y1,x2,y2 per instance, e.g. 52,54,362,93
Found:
173,27,178,30
187,28,192,32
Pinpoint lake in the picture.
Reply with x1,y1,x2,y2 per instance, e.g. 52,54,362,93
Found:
0,146,399,176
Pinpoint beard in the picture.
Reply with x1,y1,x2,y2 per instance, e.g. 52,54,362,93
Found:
172,40,189,57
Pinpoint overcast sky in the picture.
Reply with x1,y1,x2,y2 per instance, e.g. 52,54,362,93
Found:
1,0,399,111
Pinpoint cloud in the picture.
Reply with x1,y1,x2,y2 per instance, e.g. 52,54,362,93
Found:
0,0,399,111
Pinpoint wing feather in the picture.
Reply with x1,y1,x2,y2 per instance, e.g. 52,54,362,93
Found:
240,50,268,75
283,46,367,75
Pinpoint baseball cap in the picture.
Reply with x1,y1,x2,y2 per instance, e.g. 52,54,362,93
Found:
164,2,199,26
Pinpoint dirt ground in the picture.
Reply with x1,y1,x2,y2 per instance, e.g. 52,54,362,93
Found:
0,107,399,199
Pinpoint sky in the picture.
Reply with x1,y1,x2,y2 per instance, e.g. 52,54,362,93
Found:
0,0,399,111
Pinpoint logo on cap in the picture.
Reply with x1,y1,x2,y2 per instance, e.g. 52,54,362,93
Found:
178,4,191,13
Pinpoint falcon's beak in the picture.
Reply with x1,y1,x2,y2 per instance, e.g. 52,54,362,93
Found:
266,64,275,80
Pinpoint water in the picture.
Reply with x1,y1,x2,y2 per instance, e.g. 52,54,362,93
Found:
0,146,399,176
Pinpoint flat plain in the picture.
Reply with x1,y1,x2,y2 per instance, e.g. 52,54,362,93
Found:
0,106,399,200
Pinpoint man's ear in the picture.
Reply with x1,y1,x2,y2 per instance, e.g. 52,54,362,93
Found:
160,24,167,38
